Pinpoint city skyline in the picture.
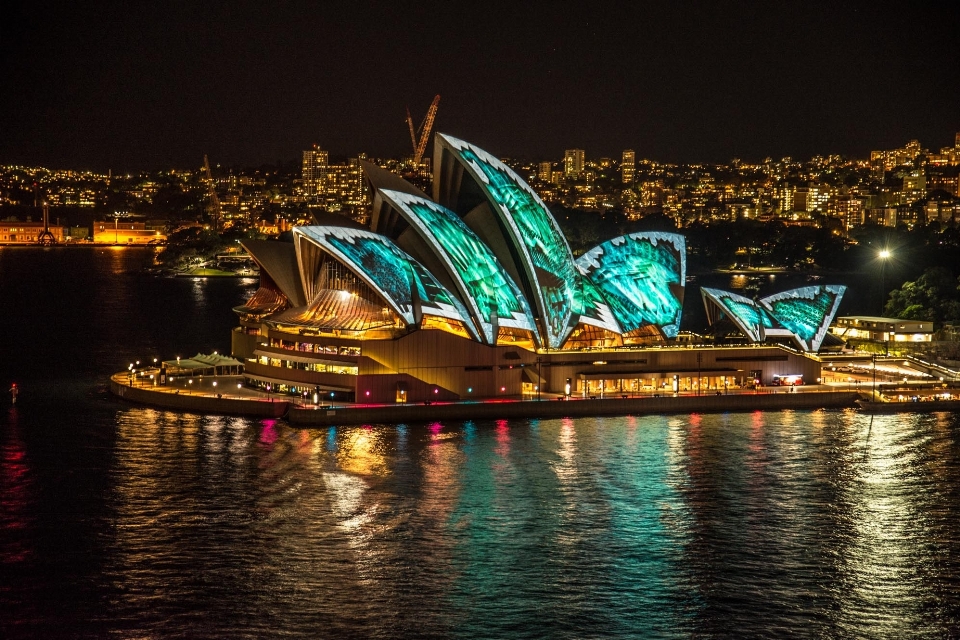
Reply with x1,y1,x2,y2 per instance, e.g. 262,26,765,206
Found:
1,1,958,171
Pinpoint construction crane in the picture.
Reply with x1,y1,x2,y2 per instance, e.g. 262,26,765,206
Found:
202,154,221,233
405,95,440,167
37,201,56,245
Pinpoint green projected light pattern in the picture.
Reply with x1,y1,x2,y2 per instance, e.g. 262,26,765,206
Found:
444,135,577,348
406,258,481,341
299,227,415,323
297,227,471,332
577,233,686,338
700,287,771,343
702,285,847,351
573,271,622,334
761,285,846,352
378,190,536,344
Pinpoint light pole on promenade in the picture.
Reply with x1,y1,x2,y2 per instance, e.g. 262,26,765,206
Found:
878,249,891,315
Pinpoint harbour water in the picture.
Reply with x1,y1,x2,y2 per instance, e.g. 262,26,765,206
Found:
2,247,959,637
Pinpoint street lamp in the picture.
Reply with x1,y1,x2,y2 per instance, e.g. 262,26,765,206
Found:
878,249,891,315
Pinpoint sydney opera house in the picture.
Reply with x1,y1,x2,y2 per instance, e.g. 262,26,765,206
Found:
231,134,846,403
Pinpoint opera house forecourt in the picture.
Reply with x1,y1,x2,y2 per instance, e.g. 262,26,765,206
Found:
222,133,849,411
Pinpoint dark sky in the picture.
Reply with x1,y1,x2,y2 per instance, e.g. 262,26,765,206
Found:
1,1,958,171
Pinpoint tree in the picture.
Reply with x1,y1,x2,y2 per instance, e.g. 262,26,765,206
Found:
883,266,960,323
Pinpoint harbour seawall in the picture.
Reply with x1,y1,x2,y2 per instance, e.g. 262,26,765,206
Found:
110,379,289,418
287,391,862,426
111,375,864,425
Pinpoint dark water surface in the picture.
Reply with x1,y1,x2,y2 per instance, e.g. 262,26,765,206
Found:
2,248,960,638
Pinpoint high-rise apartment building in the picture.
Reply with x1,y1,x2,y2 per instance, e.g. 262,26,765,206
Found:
621,150,636,184
564,149,585,178
302,145,329,197
537,161,553,182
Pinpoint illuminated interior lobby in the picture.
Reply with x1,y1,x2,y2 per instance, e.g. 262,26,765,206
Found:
230,134,845,403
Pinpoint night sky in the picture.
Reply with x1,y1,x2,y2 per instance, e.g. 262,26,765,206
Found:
1,1,958,171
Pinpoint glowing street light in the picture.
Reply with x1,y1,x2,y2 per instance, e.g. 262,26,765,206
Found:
878,249,892,315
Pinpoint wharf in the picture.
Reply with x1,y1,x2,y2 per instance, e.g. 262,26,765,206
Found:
109,373,863,424
110,372,870,424
109,374,289,418
287,391,861,426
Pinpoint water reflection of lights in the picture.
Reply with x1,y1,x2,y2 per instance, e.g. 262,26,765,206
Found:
321,472,369,528
420,420,465,539
336,427,387,476
837,415,930,634
495,419,510,458
259,419,278,446
552,418,577,483
665,416,687,470
190,277,207,306
200,415,228,455
1,408,35,563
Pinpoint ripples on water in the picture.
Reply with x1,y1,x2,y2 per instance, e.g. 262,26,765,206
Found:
5,405,960,638
2,249,960,637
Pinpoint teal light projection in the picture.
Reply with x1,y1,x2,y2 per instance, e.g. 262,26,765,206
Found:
701,285,846,351
572,271,622,334
378,190,536,344
298,227,414,323
406,258,480,340
577,233,687,338
441,134,577,348
700,287,771,343
296,227,473,334
762,285,846,352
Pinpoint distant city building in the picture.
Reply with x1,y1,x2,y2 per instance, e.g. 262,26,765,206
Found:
302,145,329,197
0,220,67,244
564,149,584,178
833,196,865,230
93,220,165,244
537,161,553,182
301,147,369,218
778,185,794,213
621,149,635,184
902,172,926,203
871,139,926,171
792,185,830,214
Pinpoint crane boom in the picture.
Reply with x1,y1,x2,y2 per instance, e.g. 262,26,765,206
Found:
406,107,418,155
413,95,440,166
203,154,221,233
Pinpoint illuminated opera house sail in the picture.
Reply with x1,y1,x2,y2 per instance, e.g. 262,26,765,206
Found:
231,134,846,403
700,285,846,353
